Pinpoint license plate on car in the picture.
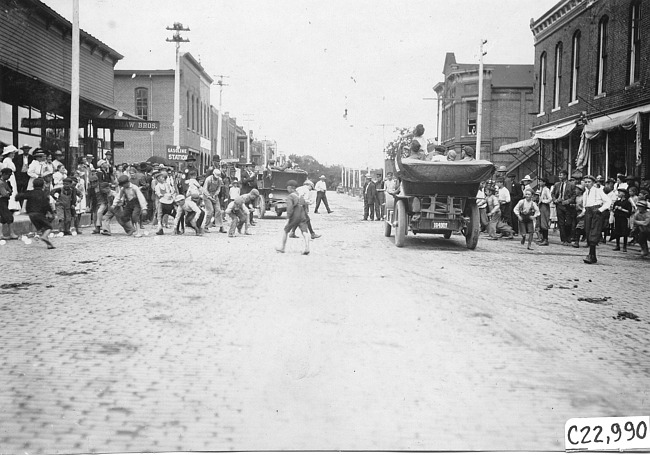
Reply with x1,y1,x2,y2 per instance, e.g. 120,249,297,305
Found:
433,222,447,229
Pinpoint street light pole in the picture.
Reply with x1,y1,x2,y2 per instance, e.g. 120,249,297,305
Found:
213,75,228,160
69,0,80,162
476,39,487,160
166,23,190,148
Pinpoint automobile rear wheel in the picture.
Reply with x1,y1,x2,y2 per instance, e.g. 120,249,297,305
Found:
258,194,266,219
395,199,407,247
465,202,479,250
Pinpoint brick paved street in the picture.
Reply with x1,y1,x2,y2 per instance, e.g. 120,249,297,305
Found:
1,192,649,453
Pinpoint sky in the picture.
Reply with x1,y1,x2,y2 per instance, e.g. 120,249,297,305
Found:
43,0,559,168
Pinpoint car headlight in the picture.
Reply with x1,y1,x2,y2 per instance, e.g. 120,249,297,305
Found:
268,193,274,198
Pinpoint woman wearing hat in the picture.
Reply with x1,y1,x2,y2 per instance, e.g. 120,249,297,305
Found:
581,174,611,264
1,145,22,212
611,187,632,252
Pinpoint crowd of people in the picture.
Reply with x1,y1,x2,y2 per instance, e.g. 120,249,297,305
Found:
1,144,331,253
476,167,650,262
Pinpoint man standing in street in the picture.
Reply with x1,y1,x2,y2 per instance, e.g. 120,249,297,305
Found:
362,173,377,221
314,175,332,214
240,163,258,225
290,179,321,239
582,174,611,264
496,179,512,227
551,170,576,246
374,172,385,220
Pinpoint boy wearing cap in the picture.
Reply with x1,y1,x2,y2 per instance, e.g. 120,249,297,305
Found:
485,184,514,240
203,168,225,233
154,171,177,235
51,177,82,235
224,191,257,237
112,175,148,237
173,194,204,236
15,178,55,249
276,180,309,254
632,200,650,257
314,175,332,214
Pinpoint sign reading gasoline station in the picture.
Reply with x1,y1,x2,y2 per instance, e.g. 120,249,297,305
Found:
167,145,189,161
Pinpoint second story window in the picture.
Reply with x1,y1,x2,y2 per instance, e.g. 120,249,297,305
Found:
466,100,477,135
539,52,547,113
553,42,563,109
629,1,641,85
596,16,608,95
135,87,148,120
570,31,580,103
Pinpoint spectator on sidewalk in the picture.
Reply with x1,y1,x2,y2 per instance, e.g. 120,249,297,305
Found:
26,151,47,190
551,170,576,246
15,178,55,249
573,184,586,247
612,188,632,252
0,168,19,240
1,146,22,212
476,181,488,232
537,176,552,246
496,179,512,227
631,200,650,258
314,175,332,214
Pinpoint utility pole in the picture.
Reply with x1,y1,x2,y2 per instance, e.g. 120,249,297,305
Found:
166,23,190,148
213,75,229,160
69,0,80,163
476,39,487,160
375,123,393,176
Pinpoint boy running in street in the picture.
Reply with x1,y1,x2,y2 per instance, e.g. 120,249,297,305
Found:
15,178,55,249
276,180,309,255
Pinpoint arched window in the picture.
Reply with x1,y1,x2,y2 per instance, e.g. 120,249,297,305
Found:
135,87,148,120
538,52,546,114
553,42,563,109
596,16,608,95
628,1,641,85
570,31,580,103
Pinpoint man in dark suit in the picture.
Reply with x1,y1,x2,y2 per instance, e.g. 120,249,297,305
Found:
362,174,377,221
551,170,576,246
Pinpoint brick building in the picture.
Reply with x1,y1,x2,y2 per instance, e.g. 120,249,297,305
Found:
0,0,128,170
113,52,213,172
433,52,534,177
527,0,650,181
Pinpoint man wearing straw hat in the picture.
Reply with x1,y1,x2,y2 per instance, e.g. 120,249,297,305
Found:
581,174,611,264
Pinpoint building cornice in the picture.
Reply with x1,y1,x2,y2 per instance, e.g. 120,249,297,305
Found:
530,0,591,43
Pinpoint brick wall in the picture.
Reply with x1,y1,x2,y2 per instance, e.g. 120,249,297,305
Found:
533,0,650,128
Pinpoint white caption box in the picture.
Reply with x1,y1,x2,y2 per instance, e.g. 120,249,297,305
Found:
565,416,650,451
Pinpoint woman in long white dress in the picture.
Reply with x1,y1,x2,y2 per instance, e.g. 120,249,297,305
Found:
1,145,22,211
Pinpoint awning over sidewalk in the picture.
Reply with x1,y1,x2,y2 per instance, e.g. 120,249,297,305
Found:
533,122,577,140
576,105,650,168
498,137,538,153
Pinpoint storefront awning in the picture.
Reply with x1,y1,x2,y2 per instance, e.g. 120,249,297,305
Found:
498,137,538,153
576,104,650,169
533,122,577,140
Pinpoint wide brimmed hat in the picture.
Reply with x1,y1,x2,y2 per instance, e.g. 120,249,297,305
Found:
521,175,532,182
497,165,507,172
174,194,185,203
582,174,596,182
617,187,630,197
319,175,326,179
33,151,45,157
2,145,18,156
20,144,32,150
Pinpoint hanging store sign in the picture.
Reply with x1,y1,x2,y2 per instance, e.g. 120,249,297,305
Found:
166,145,189,161
93,119,160,131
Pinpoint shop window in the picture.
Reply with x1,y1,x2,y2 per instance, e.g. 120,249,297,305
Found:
591,135,606,178
135,87,148,120
539,52,547,113
0,102,12,130
191,95,195,131
570,31,580,103
596,16,608,95
628,1,641,85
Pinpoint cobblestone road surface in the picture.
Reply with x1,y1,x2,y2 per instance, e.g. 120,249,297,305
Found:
1,192,649,453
